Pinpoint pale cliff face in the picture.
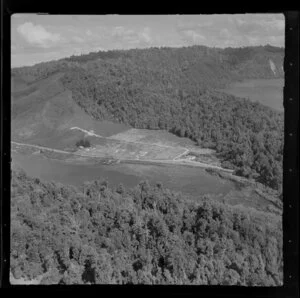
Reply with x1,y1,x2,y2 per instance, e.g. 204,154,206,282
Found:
269,59,277,76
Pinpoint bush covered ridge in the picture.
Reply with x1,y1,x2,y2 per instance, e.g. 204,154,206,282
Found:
11,169,283,285
11,45,284,190
60,50,284,191
11,45,284,83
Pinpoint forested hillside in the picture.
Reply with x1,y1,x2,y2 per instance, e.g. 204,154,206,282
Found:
12,45,284,84
11,45,284,190
11,169,283,285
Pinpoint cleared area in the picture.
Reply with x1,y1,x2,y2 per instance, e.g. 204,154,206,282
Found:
76,136,188,160
72,127,223,164
109,128,194,147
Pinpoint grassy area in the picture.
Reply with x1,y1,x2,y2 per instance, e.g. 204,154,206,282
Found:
11,72,130,151
77,137,186,160
109,128,194,147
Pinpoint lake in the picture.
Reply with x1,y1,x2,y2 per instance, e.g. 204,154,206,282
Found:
12,152,234,197
220,79,284,111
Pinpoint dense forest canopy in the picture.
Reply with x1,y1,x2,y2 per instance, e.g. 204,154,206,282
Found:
12,45,284,83
11,169,283,285
11,45,284,190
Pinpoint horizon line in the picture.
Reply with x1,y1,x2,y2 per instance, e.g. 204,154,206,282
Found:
11,43,285,69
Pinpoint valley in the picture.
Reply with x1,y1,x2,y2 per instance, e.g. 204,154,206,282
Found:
11,123,282,216
11,122,234,198
10,43,284,286
10,48,283,215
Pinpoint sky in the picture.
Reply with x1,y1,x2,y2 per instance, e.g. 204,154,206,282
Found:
11,14,285,67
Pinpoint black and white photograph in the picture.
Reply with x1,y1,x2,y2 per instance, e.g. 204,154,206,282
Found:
10,13,286,286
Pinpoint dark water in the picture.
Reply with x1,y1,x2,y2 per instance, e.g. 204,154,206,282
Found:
12,152,234,197
221,79,284,111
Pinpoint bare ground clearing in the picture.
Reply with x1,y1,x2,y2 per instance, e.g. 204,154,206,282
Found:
12,141,231,172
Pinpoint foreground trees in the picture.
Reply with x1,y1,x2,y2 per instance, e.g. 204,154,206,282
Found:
11,170,283,285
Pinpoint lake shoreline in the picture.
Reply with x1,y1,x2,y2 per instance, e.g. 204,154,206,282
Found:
11,141,282,215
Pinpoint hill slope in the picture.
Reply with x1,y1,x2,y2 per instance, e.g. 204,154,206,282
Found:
11,45,284,189
11,72,128,150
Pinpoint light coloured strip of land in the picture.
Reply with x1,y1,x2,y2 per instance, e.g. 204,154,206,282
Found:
70,126,186,149
11,141,233,173
12,141,97,157
173,149,189,160
70,127,103,137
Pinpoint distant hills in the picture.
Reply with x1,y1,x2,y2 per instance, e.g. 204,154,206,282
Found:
11,45,284,190
12,45,284,89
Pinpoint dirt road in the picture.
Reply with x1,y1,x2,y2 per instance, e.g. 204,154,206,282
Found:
12,141,233,173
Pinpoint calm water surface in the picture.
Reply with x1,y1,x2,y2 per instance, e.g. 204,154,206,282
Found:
12,152,234,197
221,79,284,111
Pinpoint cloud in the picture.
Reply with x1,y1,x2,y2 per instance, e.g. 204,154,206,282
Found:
234,15,285,37
12,14,25,19
112,26,153,46
11,44,106,67
11,14,285,67
247,36,260,46
72,36,85,43
273,19,285,31
139,27,152,43
220,28,231,39
176,14,285,48
11,51,63,67
180,30,206,43
17,22,61,48
177,19,213,31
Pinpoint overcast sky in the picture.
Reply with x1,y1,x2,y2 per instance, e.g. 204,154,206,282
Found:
11,14,285,67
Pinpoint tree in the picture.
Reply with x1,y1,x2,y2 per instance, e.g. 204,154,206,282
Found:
76,139,91,148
